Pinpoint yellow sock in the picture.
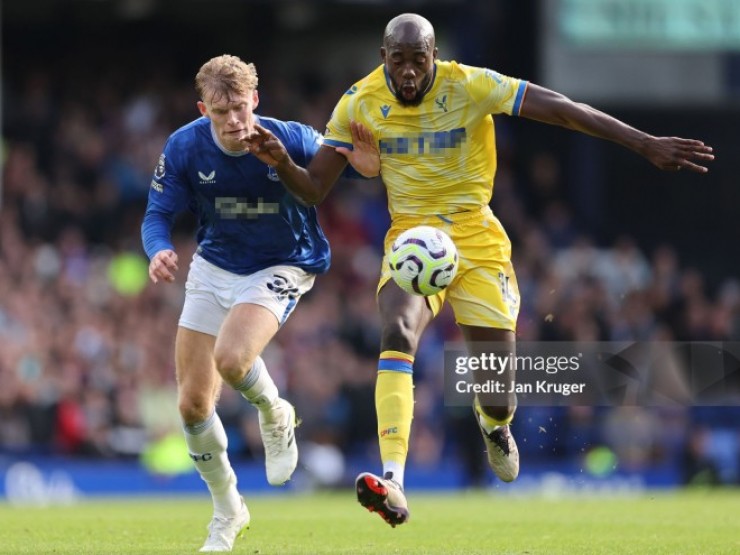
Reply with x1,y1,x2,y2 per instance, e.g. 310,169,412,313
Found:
474,395,515,429
376,351,414,471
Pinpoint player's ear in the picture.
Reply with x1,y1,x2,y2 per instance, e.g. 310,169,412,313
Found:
252,90,260,110
197,100,208,118
432,47,438,60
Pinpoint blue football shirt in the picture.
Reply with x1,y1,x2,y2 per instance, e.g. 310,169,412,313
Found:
141,115,330,275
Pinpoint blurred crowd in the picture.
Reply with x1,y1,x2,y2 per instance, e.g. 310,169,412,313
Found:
2,49,739,489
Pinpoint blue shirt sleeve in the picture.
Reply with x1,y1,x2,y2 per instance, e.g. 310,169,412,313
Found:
140,137,192,260
297,124,323,163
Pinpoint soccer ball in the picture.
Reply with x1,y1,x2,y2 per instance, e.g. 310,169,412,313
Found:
388,226,459,296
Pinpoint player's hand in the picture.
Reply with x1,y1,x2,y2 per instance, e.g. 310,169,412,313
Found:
335,120,380,178
243,124,288,167
149,249,178,284
643,136,714,173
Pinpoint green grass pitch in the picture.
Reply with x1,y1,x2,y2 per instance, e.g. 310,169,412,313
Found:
0,490,737,554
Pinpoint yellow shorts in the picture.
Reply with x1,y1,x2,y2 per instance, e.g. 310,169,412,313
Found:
378,206,520,331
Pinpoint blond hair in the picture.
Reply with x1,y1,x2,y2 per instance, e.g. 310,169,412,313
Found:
195,54,258,103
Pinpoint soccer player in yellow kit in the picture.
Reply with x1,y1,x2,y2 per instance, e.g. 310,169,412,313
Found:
245,13,714,527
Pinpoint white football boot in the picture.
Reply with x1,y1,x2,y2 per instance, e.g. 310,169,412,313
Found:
476,414,520,482
199,497,250,552
259,397,299,486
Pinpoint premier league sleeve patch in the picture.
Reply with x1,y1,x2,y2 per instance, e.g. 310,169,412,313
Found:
154,153,166,180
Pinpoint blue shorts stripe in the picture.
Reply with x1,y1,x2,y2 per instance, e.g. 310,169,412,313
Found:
280,297,298,325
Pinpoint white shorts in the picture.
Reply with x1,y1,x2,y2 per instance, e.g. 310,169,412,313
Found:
179,254,316,336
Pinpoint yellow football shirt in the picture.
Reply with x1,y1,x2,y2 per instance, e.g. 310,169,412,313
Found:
324,61,528,219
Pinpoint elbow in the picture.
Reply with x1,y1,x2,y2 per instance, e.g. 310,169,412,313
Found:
301,197,320,207
303,191,328,206
292,189,325,207
303,180,332,206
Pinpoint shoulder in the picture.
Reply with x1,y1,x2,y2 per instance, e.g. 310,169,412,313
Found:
160,118,211,171
337,66,386,104
257,115,308,135
437,60,488,84
167,117,210,147
171,116,210,138
258,116,323,158
353,65,386,93
258,116,321,143
441,61,519,96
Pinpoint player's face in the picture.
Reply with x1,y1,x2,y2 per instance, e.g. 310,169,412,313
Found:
382,42,436,107
198,90,259,152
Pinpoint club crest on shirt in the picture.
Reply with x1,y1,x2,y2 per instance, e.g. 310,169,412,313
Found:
435,95,448,112
267,166,280,182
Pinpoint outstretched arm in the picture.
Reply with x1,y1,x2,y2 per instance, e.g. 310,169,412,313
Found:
245,121,380,205
519,83,714,173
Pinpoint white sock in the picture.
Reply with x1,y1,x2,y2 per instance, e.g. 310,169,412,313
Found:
183,411,242,517
383,461,405,488
235,356,280,419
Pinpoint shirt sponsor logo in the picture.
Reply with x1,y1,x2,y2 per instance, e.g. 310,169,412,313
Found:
215,197,280,219
379,127,467,155
198,170,216,184
380,105,391,119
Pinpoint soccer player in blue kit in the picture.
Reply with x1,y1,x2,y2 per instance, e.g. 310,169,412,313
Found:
141,54,372,552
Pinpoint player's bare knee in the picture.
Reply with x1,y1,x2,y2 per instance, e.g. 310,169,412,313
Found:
179,395,214,425
214,349,253,386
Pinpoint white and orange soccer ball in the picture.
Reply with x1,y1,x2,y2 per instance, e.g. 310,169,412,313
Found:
388,226,459,296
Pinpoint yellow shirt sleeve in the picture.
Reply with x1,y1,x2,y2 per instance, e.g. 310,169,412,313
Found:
324,84,359,149
460,64,528,116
